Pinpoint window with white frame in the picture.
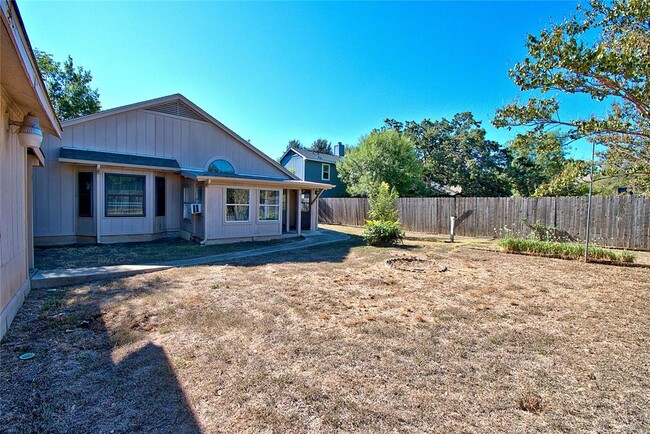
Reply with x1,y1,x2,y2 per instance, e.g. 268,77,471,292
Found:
183,187,193,220
321,163,331,181
259,190,280,221
226,188,250,222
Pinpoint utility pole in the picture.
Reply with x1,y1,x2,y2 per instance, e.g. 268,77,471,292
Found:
584,141,595,263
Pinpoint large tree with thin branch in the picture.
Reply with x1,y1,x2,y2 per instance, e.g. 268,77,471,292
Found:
493,0,650,190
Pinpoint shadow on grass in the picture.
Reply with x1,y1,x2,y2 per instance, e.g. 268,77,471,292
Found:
34,237,301,270
0,282,203,433
217,233,426,268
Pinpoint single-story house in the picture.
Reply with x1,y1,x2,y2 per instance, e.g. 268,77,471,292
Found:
1,0,62,339
279,144,347,197
34,94,333,246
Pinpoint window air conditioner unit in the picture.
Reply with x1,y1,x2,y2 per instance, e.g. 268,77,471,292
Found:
190,203,202,214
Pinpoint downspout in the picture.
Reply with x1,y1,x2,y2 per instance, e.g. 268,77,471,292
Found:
199,178,211,245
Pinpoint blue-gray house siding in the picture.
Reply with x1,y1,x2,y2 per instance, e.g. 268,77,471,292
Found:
304,160,346,197
280,148,348,197
280,153,305,179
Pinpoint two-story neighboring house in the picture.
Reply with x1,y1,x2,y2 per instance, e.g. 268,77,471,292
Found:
279,143,347,198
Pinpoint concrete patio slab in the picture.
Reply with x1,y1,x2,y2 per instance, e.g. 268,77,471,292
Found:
31,265,172,289
31,229,349,289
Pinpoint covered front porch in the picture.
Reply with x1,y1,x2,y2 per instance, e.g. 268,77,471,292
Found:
181,170,332,244
281,188,321,236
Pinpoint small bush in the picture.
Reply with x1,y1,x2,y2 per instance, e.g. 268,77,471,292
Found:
521,219,576,243
363,220,405,247
499,237,635,263
368,182,399,221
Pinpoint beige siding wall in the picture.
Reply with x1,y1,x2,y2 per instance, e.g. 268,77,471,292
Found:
204,185,282,243
34,107,289,242
34,162,182,244
0,90,30,337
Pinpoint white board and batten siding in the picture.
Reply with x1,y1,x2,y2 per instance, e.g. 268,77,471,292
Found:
203,186,283,244
33,147,182,244
63,109,287,177
34,102,291,244
0,90,42,337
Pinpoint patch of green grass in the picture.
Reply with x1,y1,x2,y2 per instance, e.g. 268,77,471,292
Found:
110,328,144,347
40,298,64,313
499,237,635,263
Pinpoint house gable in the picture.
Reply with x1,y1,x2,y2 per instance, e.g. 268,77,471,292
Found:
280,149,305,179
144,99,210,123
50,94,294,180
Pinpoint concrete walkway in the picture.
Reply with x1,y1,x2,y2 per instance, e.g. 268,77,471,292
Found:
31,229,349,290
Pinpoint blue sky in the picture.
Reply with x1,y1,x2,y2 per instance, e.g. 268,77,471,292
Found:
20,1,603,160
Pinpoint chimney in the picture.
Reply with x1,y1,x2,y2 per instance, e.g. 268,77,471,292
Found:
334,142,345,157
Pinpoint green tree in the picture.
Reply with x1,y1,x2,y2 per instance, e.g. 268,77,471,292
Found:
493,0,650,191
534,160,590,197
310,138,332,154
506,132,582,196
337,129,423,197
388,113,511,196
35,50,101,120
285,139,303,152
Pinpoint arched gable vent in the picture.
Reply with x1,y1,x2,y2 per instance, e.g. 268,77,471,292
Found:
145,100,209,122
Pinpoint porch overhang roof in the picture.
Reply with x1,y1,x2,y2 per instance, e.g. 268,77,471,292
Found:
181,170,333,190
59,147,181,171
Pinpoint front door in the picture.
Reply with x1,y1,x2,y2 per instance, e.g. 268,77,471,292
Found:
300,192,311,231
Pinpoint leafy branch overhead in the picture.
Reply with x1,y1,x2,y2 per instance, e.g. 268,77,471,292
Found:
493,0,650,187
35,50,101,121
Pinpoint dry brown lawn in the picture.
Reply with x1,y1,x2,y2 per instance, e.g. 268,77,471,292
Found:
1,227,649,433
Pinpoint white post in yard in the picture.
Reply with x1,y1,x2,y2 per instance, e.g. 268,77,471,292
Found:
296,189,302,237
450,215,456,243
449,195,457,243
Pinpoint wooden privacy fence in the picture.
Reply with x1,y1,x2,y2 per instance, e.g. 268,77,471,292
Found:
319,196,650,250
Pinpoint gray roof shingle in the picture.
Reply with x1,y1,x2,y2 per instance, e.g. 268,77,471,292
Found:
59,147,180,170
290,148,341,163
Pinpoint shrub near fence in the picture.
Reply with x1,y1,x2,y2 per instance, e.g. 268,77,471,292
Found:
319,195,650,251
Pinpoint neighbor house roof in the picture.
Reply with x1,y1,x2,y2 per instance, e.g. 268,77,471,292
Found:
280,147,341,164
429,181,462,197
181,170,333,190
59,147,180,171
61,94,298,180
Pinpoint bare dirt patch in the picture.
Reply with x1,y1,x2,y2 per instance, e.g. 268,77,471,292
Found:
2,228,650,433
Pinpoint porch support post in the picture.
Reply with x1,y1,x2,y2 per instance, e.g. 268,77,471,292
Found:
284,190,290,232
96,164,102,244
311,189,317,231
296,189,302,237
